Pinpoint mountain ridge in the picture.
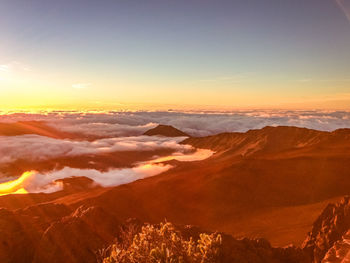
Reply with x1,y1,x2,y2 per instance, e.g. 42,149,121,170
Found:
0,125,350,262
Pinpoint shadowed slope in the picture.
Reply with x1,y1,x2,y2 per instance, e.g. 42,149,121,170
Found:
144,124,190,137
0,121,76,139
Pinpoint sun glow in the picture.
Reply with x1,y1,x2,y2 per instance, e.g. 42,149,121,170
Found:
0,171,34,196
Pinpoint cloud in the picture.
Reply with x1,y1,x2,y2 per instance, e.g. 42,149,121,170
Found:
335,0,350,23
198,73,251,83
0,65,10,73
296,78,350,83
148,148,213,163
0,146,215,195
0,61,31,74
1,110,350,138
48,122,157,137
72,83,91,89
0,134,191,165
0,134,214,195
2,109,349,195
0,163,173,195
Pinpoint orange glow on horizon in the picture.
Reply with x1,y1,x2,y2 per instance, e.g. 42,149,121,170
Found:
0,171,34,196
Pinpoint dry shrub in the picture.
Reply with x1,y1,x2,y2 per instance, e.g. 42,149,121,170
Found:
103,221,222,263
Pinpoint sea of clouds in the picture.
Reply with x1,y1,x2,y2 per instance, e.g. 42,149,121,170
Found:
0,109,349,194
1,110,349,137
0,148,213,194
12,164,173,193
0,135,190,165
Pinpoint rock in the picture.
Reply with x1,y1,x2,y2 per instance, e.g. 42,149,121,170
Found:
32,205,120,263
302,196,350,262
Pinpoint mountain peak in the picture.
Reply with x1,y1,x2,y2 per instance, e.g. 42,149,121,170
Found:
143,124,190,137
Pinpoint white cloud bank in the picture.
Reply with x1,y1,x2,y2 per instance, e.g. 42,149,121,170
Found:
0,134,190,164
49,122,158,137
1,110,349,137
0,109,347,195
0,147,213,194
0,163,173,195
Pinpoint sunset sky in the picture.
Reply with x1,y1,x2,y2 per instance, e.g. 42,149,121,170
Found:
0,0,350,110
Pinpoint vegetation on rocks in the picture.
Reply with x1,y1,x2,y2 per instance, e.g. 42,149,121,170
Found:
102,221,222,263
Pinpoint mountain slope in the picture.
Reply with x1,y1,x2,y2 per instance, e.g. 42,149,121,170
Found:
181,126,347,155
1,125,350,262
62,126,350,246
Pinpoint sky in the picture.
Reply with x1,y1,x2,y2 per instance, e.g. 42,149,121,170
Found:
0,0,350,110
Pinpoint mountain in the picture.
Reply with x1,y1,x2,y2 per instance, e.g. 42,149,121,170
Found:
182,126,350,155
1,125,350,262
143,124,190,137
68,126,349,246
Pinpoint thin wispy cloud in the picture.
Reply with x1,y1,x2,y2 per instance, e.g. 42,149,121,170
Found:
296,78,350,82
72,83,91,89
296,78,312,83
0,61,31,83
198,73,251,83
0,61,31,73
0,65,10,72
0,135,190,165
335,0,350,23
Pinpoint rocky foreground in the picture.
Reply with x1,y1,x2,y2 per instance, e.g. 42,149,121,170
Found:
1,197,350,262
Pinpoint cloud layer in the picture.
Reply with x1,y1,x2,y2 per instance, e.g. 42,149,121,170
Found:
1,110,349,137
0,147,214,194
0,109,349,194
49,122,157,137
2,109,346,195
0,163,173,195
0,134,190,164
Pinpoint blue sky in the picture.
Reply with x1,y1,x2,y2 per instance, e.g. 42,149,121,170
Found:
0,0,350,110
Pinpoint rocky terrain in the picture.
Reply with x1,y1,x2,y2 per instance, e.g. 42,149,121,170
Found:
2,197,350,262
303,196,350,262
0,123,350,262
